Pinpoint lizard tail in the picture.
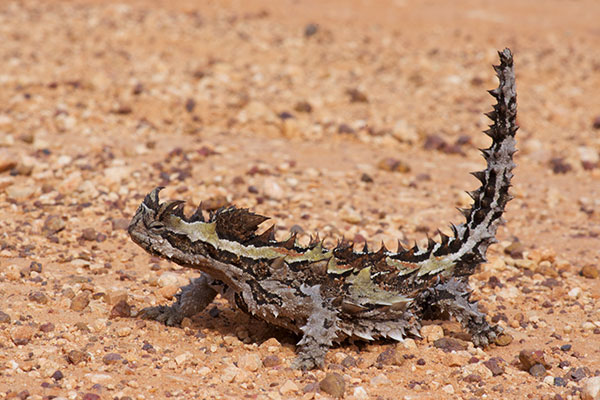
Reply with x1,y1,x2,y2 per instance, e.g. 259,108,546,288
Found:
385,48,517,279
446,48,518,275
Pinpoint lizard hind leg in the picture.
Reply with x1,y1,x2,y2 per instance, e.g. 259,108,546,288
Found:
139,272,219,326
421,278,502,347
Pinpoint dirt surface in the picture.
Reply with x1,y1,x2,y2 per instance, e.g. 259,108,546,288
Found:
1,0,600,399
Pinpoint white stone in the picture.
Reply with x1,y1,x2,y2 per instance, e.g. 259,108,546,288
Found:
175,352,191,365
462,363,493,380
85,373,112,383
391,119,419,143
57,155,73,167
262,178,284,200
221,366,240,383
157,272,187,288
441,384,455,394
370,374,392,386
399,338,417,350
238,353,261,372
5,184,35,200
579,146,600,164
279,380,299,395
543,376,554,385
582,376,600,400
340,206,362,224
116,327,132,337
353,386,368,400
103,166,131,185
568,287,582,299
420,325,444,342
582,321,596,331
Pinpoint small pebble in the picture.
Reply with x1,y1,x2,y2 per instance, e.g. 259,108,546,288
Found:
336,123,355,134
581,264,599,279
5,184,35,200
42,215,66,235
483,357,505,376
433,337,468,352
319,373,345,398
238,353,261,372
11,326,34,345
28,291,48,304
495,333,513,346
341,355,357,368
294,101,312,113
117,327,132,337
346,88,368,103
441,384,455,394
543,375,554,385
463,374,482,383
549,158,572,174
81,228,97,241
568,367,587,382
420,324,444,342
158,285,179,299
377,157,410,173
581,376,600,400
304,23,319,38
554,377,566,387
369,374,392,387
0,311,11,324
110,300,132,318
39,322,55,332
529,363,546,377
567,287,582,299
51,370,64,381
261,178,284,200
353,386,369,400
340,206,362,224
262,355,281,367
279,380,299,395
174,352,190,365
220,366,240,383
376,348,403,366
157,271,185,288
582,321,596,331
518,349,549,370
70,292,90,311
102,353,123,365
67,350,88,365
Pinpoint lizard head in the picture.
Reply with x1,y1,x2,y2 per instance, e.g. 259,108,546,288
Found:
128,187,192,260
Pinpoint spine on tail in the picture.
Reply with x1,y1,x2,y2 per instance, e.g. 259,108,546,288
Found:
449,48,517,275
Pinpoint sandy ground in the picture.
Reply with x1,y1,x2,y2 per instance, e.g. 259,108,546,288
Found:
1,0,599,399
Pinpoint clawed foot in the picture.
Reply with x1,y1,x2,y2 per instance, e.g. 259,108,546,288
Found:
138,274,219,327
471,322,504,347
139,304,184,326
291,353,324,371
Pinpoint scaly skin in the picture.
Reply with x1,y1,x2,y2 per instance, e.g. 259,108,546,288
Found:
128,49,518,369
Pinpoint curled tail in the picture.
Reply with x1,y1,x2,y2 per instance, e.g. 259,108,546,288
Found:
382,48,517,280
449,48,517,275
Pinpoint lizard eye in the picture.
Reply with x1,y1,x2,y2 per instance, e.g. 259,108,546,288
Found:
148,221,166,232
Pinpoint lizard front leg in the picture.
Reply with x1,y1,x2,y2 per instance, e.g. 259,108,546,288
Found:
292,284,340,370
140,272,219,326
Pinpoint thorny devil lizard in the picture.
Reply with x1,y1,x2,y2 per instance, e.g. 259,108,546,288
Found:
128,49,518,370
